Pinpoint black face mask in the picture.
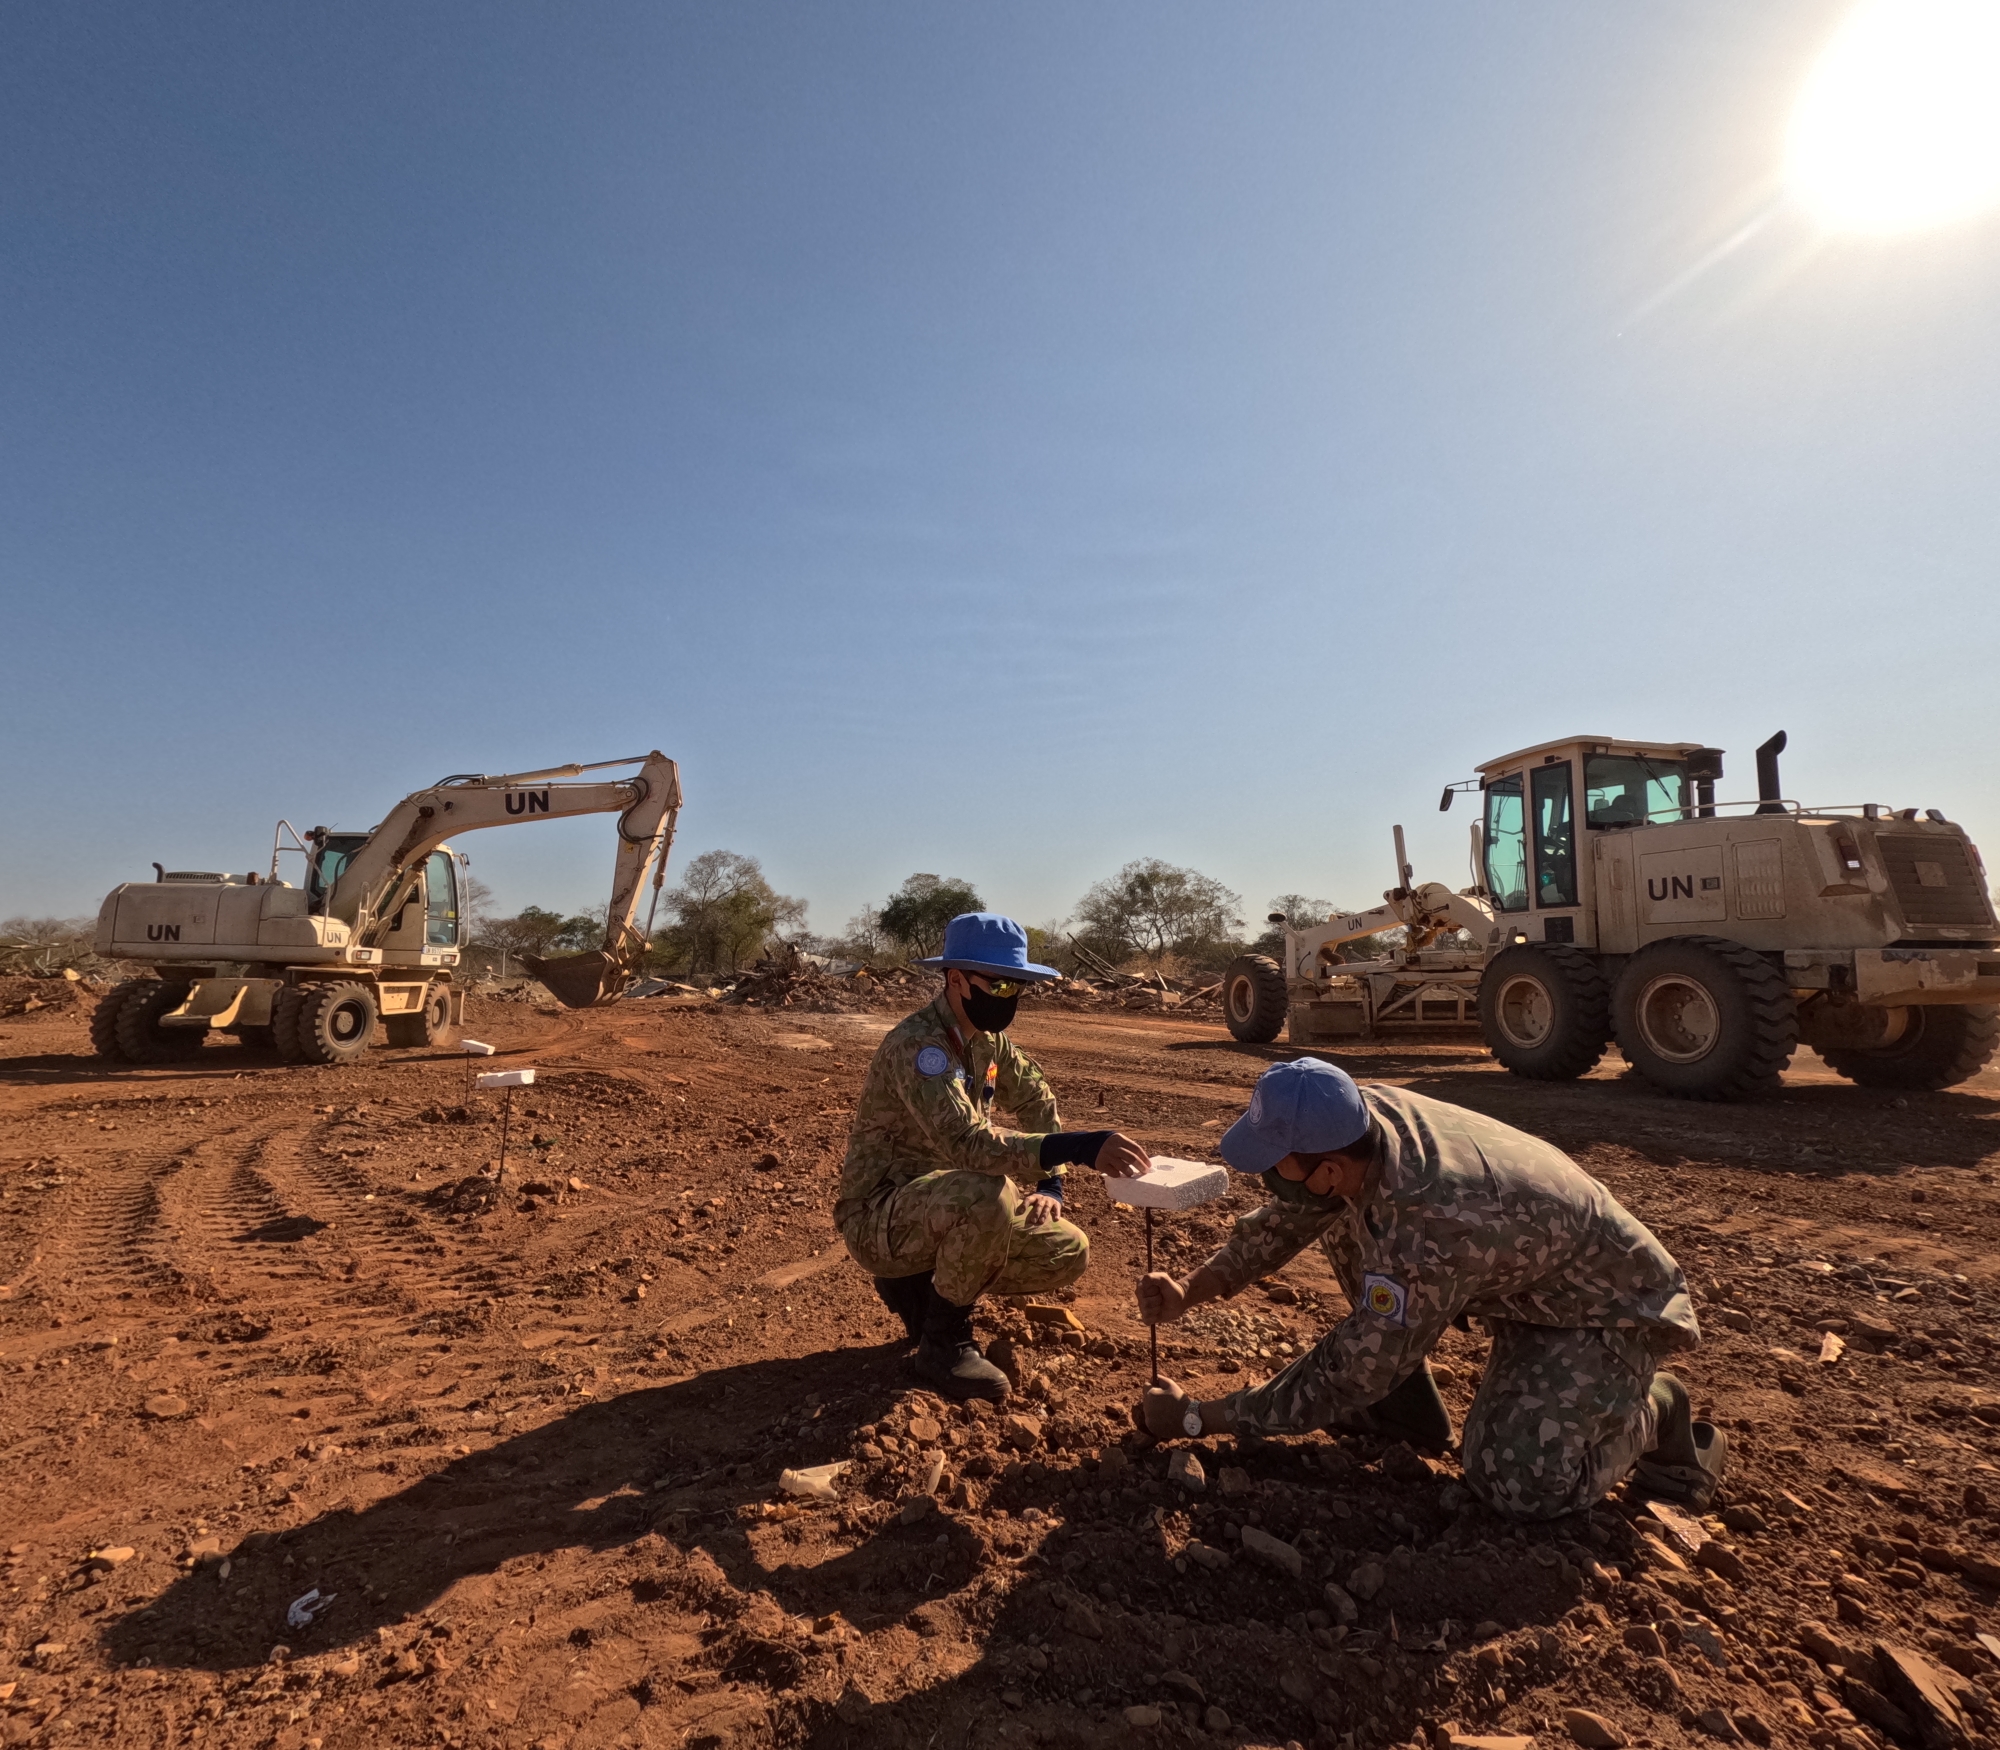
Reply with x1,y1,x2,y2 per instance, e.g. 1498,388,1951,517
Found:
1262,1171,1346,1212
961,984,1019,1033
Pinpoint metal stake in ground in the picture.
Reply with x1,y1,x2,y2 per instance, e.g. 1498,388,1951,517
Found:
1108,1158,1232,1393
476,1067,536,1185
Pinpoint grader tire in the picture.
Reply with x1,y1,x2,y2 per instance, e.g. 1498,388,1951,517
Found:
113,981,205,1064
1822,1003,2000,1091
1612,935,1797,1101
89,980,150,1062
384,982,457,1049
293,982,378,1066
271,986,308,1064
1222,955,1288,1044
1478,944,1611,1080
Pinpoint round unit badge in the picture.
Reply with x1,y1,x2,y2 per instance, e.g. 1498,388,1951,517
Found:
914,1045,951,1078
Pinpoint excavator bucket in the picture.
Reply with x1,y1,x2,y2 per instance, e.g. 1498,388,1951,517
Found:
522,950,631,1009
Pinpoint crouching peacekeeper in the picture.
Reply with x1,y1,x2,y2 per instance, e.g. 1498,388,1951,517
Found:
836,912,1149,1402
1134,1059,1726,1518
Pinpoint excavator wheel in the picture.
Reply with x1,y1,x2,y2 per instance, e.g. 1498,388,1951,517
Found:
1478,944,1611,1080
271,986,309,1063
113,981,206,1064
1612,935,1797,1101
1221,954,1288,1044
89,980,151,1062
293,982,378,1066
385,981,457,1049
1821,1003,2000,1092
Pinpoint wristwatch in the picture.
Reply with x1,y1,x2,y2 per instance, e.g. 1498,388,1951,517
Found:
1182,1404,1204,1438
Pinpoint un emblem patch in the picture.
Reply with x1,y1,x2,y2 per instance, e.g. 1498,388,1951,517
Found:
915,1045,951,1078
1361,1273,1408,1326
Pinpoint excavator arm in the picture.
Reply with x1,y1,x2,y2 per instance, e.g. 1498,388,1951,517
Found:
325,751,683,1007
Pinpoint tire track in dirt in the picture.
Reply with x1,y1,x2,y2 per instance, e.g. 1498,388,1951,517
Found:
32,1151,187,1302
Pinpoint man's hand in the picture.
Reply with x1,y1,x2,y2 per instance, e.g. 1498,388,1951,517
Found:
1136,1271,1190,1326
1092,1132,1151,1179
1140,1378,1194,1440
1022,1191,1063,1227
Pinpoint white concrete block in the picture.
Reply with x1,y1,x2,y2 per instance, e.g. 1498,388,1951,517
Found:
476,1068,535,1088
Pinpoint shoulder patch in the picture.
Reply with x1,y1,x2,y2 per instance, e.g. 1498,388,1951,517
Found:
914,1045,952,1078
1360,1273,1409,1326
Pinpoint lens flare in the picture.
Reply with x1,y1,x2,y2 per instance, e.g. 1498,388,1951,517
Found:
1787,0,2000,233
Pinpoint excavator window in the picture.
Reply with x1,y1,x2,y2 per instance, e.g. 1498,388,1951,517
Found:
1584,755,1686,828
425,851,460,947
1482,778,1530,913
1531,764,1576,908
307,834,368,907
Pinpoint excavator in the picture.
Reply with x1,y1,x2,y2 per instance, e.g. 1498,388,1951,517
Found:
89,752,683,1067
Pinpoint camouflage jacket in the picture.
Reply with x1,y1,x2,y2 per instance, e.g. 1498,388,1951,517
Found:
834,995,1062,1218
1208,1085,1697,1437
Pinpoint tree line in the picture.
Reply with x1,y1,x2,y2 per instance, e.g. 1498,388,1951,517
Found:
2,857,1388,983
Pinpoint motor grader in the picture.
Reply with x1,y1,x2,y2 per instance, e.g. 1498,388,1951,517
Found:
1222,732,2000,1100
89,751,682,1067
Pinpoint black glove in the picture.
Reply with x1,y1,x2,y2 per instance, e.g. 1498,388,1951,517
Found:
1038,1129,1114,1170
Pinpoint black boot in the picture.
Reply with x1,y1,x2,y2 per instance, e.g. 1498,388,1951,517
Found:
911,1288,1011,1403
1335,1360,1453,1453
1630,1371,1727,1507
873,1273,933,1348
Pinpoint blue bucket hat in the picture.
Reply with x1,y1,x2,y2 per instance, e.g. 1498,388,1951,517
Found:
1220,1058,1370,1174
918,912,1060,983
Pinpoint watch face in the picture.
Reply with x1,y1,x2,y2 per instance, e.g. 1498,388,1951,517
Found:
1182,1406,1203,1438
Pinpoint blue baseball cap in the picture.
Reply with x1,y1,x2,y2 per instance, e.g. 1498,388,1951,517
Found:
918,912,1061,983
1220,1058,1370,1173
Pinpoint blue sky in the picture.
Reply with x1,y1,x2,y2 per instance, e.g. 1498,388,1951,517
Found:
5,3,1998,938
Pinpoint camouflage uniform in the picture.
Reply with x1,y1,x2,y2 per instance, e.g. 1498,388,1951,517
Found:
835,995,1088,1305
1203,1085,1697,1520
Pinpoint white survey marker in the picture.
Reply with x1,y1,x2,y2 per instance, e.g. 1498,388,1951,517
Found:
1107,1157,1230,1210
461,1039,498,1056
476,1068,536,1089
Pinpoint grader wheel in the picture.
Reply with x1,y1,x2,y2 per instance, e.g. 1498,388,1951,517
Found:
1221,955,1288,1044
1477,944,1611,1081
1821,1003,2000,1091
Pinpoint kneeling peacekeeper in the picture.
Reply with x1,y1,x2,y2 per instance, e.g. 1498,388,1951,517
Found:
1134,1059,1727,1518
836,913,1149,1402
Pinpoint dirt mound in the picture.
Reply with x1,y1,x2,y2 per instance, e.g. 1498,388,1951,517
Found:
0,972,94,1017
5,996,2000,1750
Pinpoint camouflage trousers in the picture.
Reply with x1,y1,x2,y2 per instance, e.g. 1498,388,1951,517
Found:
1460,1321,1663,1521
838,1169,1090,1306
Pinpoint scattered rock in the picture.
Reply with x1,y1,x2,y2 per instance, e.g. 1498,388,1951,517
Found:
1167,1451,1206,1493
1383,1442,1433,1483
87,1546,136,1569
1693,1708,1740,1741
143,1394,188,1419
1842,1676,1916,1743
1322,1582,1359,1625
1160,1671,1205,1706
1217,1465,1252,1497
1240,1525,1304,1580
1731,1712,1772,1747
1001,1414,1043,1452
1718,1309,1754,1332
1695,1542,1747,1584
1820,1332,1847,1365
1624,1625,1666,1658
908,1417,943,1446
1183,1540,1230,1571
1448,1736,1535,1750
1203,1706,1232,1732
1562,1709,1626,1748
1347,1559,1386,1601
1065,1600,1104,1639
1643,1500,1709,1553
1719,1506,1768,1534
1875,1642,1975,1750
1123,1705,1162,1729
897,1494,937,1526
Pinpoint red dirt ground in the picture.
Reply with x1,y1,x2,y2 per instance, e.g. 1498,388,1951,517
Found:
3,986,2000,1750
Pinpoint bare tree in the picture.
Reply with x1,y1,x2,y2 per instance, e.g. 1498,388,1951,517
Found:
1071,860,1242,969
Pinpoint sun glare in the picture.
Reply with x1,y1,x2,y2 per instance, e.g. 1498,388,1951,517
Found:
1787,0,2000,234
